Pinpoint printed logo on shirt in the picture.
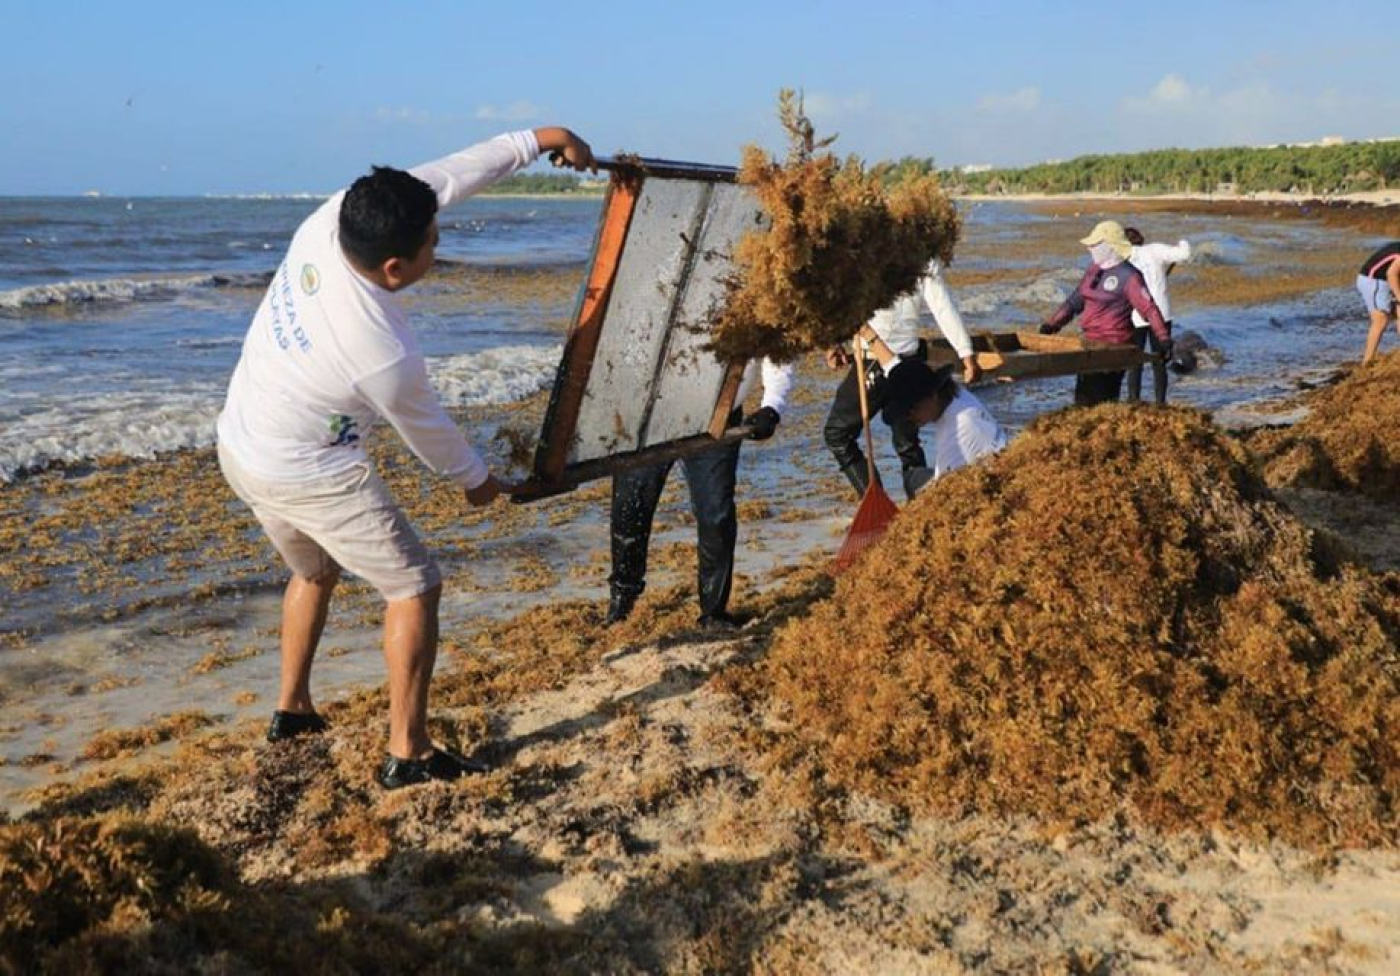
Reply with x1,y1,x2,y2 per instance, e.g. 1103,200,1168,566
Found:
327,414,360,447
1103,275,1120,292
300,263,321,296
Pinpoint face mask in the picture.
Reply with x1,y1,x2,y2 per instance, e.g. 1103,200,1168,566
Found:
1088,242,1121,267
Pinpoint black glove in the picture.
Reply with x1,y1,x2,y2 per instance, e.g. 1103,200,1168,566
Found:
743,406,780,441
1038,322,1058,335
1158,339,1174,363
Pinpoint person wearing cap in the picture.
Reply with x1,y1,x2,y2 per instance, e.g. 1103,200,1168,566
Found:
604,358,794,631
823,257,980,500
1124,226,1191,404
1039,220,1172,407
853,323,1006,493
1357,240,1400,365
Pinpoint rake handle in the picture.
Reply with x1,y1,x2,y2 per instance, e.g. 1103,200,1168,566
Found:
853,336,878,493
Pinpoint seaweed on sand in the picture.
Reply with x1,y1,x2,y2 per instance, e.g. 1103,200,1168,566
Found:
765,406,1400,848
1250,350,1400,501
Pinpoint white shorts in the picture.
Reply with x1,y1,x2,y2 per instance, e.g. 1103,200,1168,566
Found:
218,442,440,601
1357,274,1396,315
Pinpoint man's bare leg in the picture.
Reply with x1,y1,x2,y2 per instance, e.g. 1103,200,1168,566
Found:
383,584,441,760
1362,309,1391,365
278,570,339,714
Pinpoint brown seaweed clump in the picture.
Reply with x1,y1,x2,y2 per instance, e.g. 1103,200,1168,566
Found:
1251,350,1400,501
0,816,435,973
767,406,1400,848
709,90,961,363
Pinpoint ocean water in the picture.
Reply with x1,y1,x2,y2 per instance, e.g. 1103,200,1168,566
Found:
0,195,600,481
0,195,1376,483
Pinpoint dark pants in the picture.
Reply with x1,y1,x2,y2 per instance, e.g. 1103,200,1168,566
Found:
609,426,743,619
823,353,927,500
1074,370,1126,407
1126,325,1170,404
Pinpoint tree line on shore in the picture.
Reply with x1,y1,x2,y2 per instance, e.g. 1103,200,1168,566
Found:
926,141,1400,196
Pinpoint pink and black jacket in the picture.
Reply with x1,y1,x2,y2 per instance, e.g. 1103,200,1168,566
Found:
1044,262,1170,345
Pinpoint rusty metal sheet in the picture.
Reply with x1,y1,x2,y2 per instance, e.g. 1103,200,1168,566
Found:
570,177,712,463
519,158,760,501
642,182,761,445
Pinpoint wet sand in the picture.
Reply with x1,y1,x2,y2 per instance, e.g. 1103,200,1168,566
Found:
3,200,1399,972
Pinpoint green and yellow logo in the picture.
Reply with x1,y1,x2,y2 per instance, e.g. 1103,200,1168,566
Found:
300,263,321,295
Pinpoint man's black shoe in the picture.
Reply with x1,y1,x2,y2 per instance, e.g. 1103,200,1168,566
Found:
696,610,749,633
266,710,327,743
378,748,490,790
605,591,637,627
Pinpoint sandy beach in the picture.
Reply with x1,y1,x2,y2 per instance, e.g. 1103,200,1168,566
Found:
2,196,1398,972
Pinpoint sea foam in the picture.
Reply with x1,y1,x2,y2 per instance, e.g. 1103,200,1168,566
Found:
0,343,562,482
0,272,273,311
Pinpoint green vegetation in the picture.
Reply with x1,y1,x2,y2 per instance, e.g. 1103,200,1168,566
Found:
925,141,1400,196
478,172,606,196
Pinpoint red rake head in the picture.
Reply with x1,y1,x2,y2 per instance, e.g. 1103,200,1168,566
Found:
830,481,899,575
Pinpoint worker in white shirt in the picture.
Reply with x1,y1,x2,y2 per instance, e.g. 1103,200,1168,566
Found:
217,126,595,790
1124,227,1191,404
854,323,1007,493
823,258,980,500
606,359,793,632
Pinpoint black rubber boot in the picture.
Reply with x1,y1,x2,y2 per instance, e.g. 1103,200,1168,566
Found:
605,589,638,626
839,461,871,499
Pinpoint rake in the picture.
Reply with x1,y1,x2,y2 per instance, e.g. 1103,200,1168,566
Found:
831,337,899,574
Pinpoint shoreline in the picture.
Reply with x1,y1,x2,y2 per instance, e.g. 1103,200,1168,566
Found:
957,187,1400,208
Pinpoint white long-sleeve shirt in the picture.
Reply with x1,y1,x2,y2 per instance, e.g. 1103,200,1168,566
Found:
1129,240,1191,328
865,258,973,359
931,387,1007,480
735,358,794,414
217,131,541,489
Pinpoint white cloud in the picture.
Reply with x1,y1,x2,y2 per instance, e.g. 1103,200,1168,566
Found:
976,86,1041,113
373,106,433,123
474,100,541,122
1122,73,1211,113
803,91,873,120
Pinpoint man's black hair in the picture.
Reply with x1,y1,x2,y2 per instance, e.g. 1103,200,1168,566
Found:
886,360,956,413
1124,226,1145,246
338,166,438,269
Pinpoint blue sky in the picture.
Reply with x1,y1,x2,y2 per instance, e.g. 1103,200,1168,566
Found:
2,0,1393,195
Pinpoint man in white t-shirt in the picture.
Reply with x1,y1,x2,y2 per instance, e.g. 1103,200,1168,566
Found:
217,126,595,790
854,323,1007,493
823,258,980,500
1124,226,1191,404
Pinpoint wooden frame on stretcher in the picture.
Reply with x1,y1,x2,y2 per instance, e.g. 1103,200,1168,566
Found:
925,330,1156,379
513,157,760,502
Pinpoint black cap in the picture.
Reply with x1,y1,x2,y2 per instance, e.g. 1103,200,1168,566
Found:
886,360,955,412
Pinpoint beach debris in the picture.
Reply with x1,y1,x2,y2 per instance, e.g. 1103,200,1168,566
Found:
0,815,435,972
766,406,1400,848
708,90,960,363
1250,350,1400,500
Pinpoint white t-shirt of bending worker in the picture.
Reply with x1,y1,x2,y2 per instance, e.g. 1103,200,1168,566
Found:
864,258,974,360
930,387,1007,480
217,131,542,490
1129,240,1191,328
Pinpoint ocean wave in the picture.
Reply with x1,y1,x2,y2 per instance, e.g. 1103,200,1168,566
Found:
0,343,562,483
429,344,561,407
0,272,274,312
201,192,330,201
